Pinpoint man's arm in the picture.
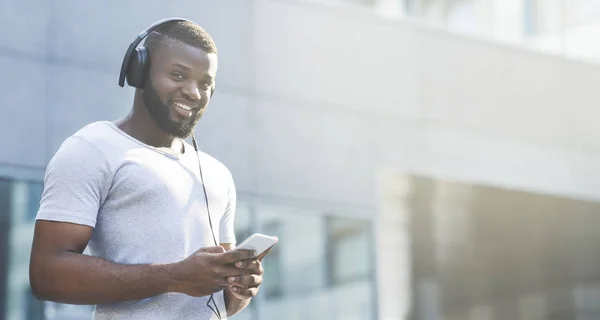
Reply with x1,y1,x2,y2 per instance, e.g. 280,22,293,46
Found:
29,220,177,304
29,221,255,305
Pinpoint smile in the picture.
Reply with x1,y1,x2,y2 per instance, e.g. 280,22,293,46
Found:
173,102,195,111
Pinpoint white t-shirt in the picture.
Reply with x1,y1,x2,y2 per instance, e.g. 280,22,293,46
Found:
36,121,237,319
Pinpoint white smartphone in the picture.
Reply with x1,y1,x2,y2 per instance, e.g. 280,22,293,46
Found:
234,233,278,258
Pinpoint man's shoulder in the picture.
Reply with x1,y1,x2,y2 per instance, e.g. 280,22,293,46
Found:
69,121,116,142
46,122,119,176
64,120,134,151
53,121,124,162
196,150,233,179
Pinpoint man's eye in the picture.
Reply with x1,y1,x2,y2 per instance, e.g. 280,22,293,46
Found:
171,72,184,80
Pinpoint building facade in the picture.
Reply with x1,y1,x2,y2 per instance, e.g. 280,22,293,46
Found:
3,0,600,319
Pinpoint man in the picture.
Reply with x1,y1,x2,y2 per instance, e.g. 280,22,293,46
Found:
29,19,268,319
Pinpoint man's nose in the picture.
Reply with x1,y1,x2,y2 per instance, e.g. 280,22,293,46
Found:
182,84,201,101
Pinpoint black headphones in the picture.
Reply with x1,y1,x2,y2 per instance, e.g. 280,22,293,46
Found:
118,17,215,97
119,18,222,320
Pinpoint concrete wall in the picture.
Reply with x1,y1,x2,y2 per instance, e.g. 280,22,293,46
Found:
4,0,599,205
252,0,600,204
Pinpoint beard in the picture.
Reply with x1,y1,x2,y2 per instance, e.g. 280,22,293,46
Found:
142,79,203,138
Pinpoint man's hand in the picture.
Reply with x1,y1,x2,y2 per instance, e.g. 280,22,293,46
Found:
169,246,256,297
226,245,274,300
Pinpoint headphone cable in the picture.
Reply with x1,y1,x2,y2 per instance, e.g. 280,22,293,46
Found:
191,134,222,320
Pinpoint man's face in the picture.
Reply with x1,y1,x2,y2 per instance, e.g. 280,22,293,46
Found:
142,40,218,138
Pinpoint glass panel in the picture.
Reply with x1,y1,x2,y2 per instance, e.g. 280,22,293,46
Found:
329,280,375,320
258,205,330,320
4,178,95,320
6,180,44,320
0,179,12,320
259,205,327,297
257,204,376,320
327,218,372,286
43,302,94,320
26,182,43,222
24,287,44,320
327,217,375,320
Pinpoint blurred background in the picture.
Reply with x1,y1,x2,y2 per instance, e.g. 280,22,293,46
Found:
1,0,600,319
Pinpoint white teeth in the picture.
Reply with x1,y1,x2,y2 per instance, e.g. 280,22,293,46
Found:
174,102,192,111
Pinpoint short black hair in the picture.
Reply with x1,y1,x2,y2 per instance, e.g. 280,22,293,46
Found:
144,20,218,55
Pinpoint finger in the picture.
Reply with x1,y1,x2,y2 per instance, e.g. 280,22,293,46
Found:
237,260,263,275
257,242,277,261
219,265,255,277
220,249,256,264
212,280,230,290
228,274,262,288
234,258,258,269
231,286,259,298
199,246,226,254
234,260,247,268
256,261,264,275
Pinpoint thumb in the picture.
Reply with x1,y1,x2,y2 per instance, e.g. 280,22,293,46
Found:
198,246,226,254
258,242,278,261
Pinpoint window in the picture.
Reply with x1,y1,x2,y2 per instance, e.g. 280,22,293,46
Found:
1,178,95,320
26,181,43,222
0,179,11,320
326,217,373,286
262,221,283,299
326,217,376,320
24,288,44,320
42,302,94,320
256,204,377,320
258,205,328,298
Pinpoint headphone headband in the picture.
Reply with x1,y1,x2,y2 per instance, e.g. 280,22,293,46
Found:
118,17,191,87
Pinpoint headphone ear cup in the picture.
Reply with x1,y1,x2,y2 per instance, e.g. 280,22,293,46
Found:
126,47,150,88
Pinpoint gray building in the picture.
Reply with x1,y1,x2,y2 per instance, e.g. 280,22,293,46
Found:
4,0,600,319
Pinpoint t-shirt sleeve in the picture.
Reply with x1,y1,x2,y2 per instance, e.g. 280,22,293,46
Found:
36,136,112,228
219,172,237,244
